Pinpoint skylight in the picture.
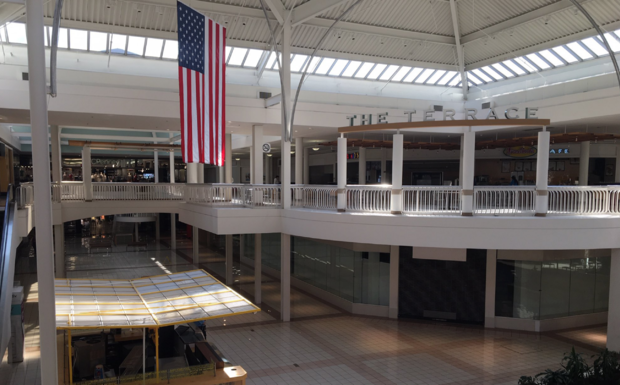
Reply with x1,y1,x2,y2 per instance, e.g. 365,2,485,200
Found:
581,37,607,56
228,47,247,66
367,64,387,80
403,68,423,82
566,42,593,59
244,49,263,68
480,66,503,80
551,46,578,63
69,29,88,50
144,38,163,58
341,61,361,77
162,40,178,59
353,62,374,78
437,71,458,85
526,54,550,69
539,49,564,67
391,66,411,82
126,36,145,56
6,23,26,44
58,28,68,49
501,60,526,75
491,64,515,78
414,68,435,83
426,70,446,83
471,69,492,83
328,59,348,76
110,34,127,54
290,54,308,72
379,65,399,80
603,34,620,52
90,32,108,52
315,58,335,75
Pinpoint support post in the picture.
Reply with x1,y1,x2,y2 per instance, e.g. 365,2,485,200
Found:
252,125,264,185
485,249,497,328
169,149,176,250
280,233,291,321
266,154,273,185
380,148,387,183
226,234,233,285
187,163,198,184
281,18,292,209
461,129,475,216
303,147,310,185
192,227,199,267
254,234,262,304
154,151,159,183
82,146,92,201
337,136,347,212
391,133,403,214
608,248,620,351
51,125,62,183
459,135,464,185
389,245,399,319
282,140,292,208
536,129,550,217
197,163,204,183
250,146,254,184
295,137,303,184
358,147,366,185
225,133,233,183
579,141,590,186
54,224,65,278
26,0,59,382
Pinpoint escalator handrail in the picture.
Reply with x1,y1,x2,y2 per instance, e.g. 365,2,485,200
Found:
0,185,16,301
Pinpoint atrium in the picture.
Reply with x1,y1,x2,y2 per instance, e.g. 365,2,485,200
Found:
2,0,620,384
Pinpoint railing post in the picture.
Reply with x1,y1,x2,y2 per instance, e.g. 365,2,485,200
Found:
82,146,93,201
337,135,347,212
536,128,550,217
461,129,475,216
391,132,404,214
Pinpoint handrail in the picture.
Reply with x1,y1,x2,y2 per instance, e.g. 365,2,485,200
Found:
474,186,536,216
0,185,17,357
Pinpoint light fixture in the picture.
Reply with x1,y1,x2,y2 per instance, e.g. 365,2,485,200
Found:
312,147,320,151
235,158,240,161
291,151,295,154
267,154,273,157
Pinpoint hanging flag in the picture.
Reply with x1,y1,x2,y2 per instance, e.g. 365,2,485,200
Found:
177,1,226,165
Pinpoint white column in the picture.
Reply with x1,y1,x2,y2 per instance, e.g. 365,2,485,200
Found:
282,141,292,208
169,151,175,183
303,148,310,185
169,149,176,250
225,133,233,183
252,125,264,185
608,249,620,351
250,146,254,184
154,151,159,183
265,155,272,185
54,224,65,278
254,234,262,304
192,227,199,266
50,125,62,183
579,141,590,186
461,130,475,216
26,0,58,382
281,19,292,209
295,137,303,184
358,147,366,185
82,146,92,201
197,163,204,183
337,136,347,212
459,135,464,186
391,134,404,214
380,148,387,183
280,233,291,321
536,129,550,217
389,245,399,319
485,249,497,328
226,234,233,285
615,145,620,183
187,162,198,184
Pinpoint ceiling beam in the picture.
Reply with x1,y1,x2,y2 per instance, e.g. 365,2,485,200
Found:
263,0,287,25
449,0,468,99
0,2,24,26
292,0,350,27
461,0,588,44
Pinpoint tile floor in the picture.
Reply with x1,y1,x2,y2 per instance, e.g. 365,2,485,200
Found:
0,229,611,385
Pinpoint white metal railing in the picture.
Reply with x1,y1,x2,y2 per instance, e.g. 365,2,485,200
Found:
300,185,338,210
92,183,185,201
403,186,462,215
548,186,610,215
185,184,245,206
52,181,85,202
244,185,282,208
474,186,536,216
347,185,391,213
17,183,34,208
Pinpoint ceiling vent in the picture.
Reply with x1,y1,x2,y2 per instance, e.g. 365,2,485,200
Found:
259,92,272,99
481,101,494,110
431,105,443,112
22,72,28,81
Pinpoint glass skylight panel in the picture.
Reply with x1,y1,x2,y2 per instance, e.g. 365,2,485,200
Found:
602,34,620,52
566,42,593,59
225,46,232,61
126,36,145,56
367,64,387,79
539,49,564,66
7,23,27,44
502,60,526,75
551,46,578,63
328,59,348,76
110,34,127,54
471,69,492,82
265,52,278,69
341,61,361,77
315,58,335,75
436,71,456,85
0,26,6,43
491,64,515,78
467,73,482,85
243,49,263,68
391,66,411,82
447,73,462,86
90,32,108,52
69,29,87,50
353,62,374,78
289,54,308,72
414,68,435,83
58,28,69,49
228,48,247,65
514,57,538,72
379,65,400,80
403,67,423,82
162,40,178,59
480,66,503,80
581,37,607,56
144,38,164,58
43,27,49,46
525,54,550,69
305,57,321,73
426,69,446,83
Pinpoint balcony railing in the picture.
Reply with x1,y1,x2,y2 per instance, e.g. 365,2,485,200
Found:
20,182,620,217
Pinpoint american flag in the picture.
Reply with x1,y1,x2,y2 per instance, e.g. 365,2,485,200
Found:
177,1,226,165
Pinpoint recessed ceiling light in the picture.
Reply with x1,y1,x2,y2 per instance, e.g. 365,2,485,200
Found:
312,147,320,151
235,158,240,161
291,151,295,154
267,154,273,157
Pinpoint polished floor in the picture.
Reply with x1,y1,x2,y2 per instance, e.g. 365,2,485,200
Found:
0,222,610,385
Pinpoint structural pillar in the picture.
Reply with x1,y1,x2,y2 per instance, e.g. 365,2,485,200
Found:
265,154,272,184
391,133,404,214
461,130,475,216
254,234,262,304
197,163,204,183
608,249,620,351
380,148,387,184
303,147,310,185
26,0,58,381
53,224,65,278
281,18,292,209
50,125,62,183
192,227,199,266
226,234,233,285
154,151,159,183
459,135,464,186
280,233,291,321
187,163,198,184
389,245,399,319
252,125,264,185
250,146,254,184
295,137,303,184
484,249,497,328
169,149,176,250
579,141,590,186
225,133,233,183
337,135,347,212
536,129,550,217
282,141,292,208
358,147,366,185
82,146,92,201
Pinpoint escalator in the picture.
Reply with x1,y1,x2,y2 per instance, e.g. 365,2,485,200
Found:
0,186,19,358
